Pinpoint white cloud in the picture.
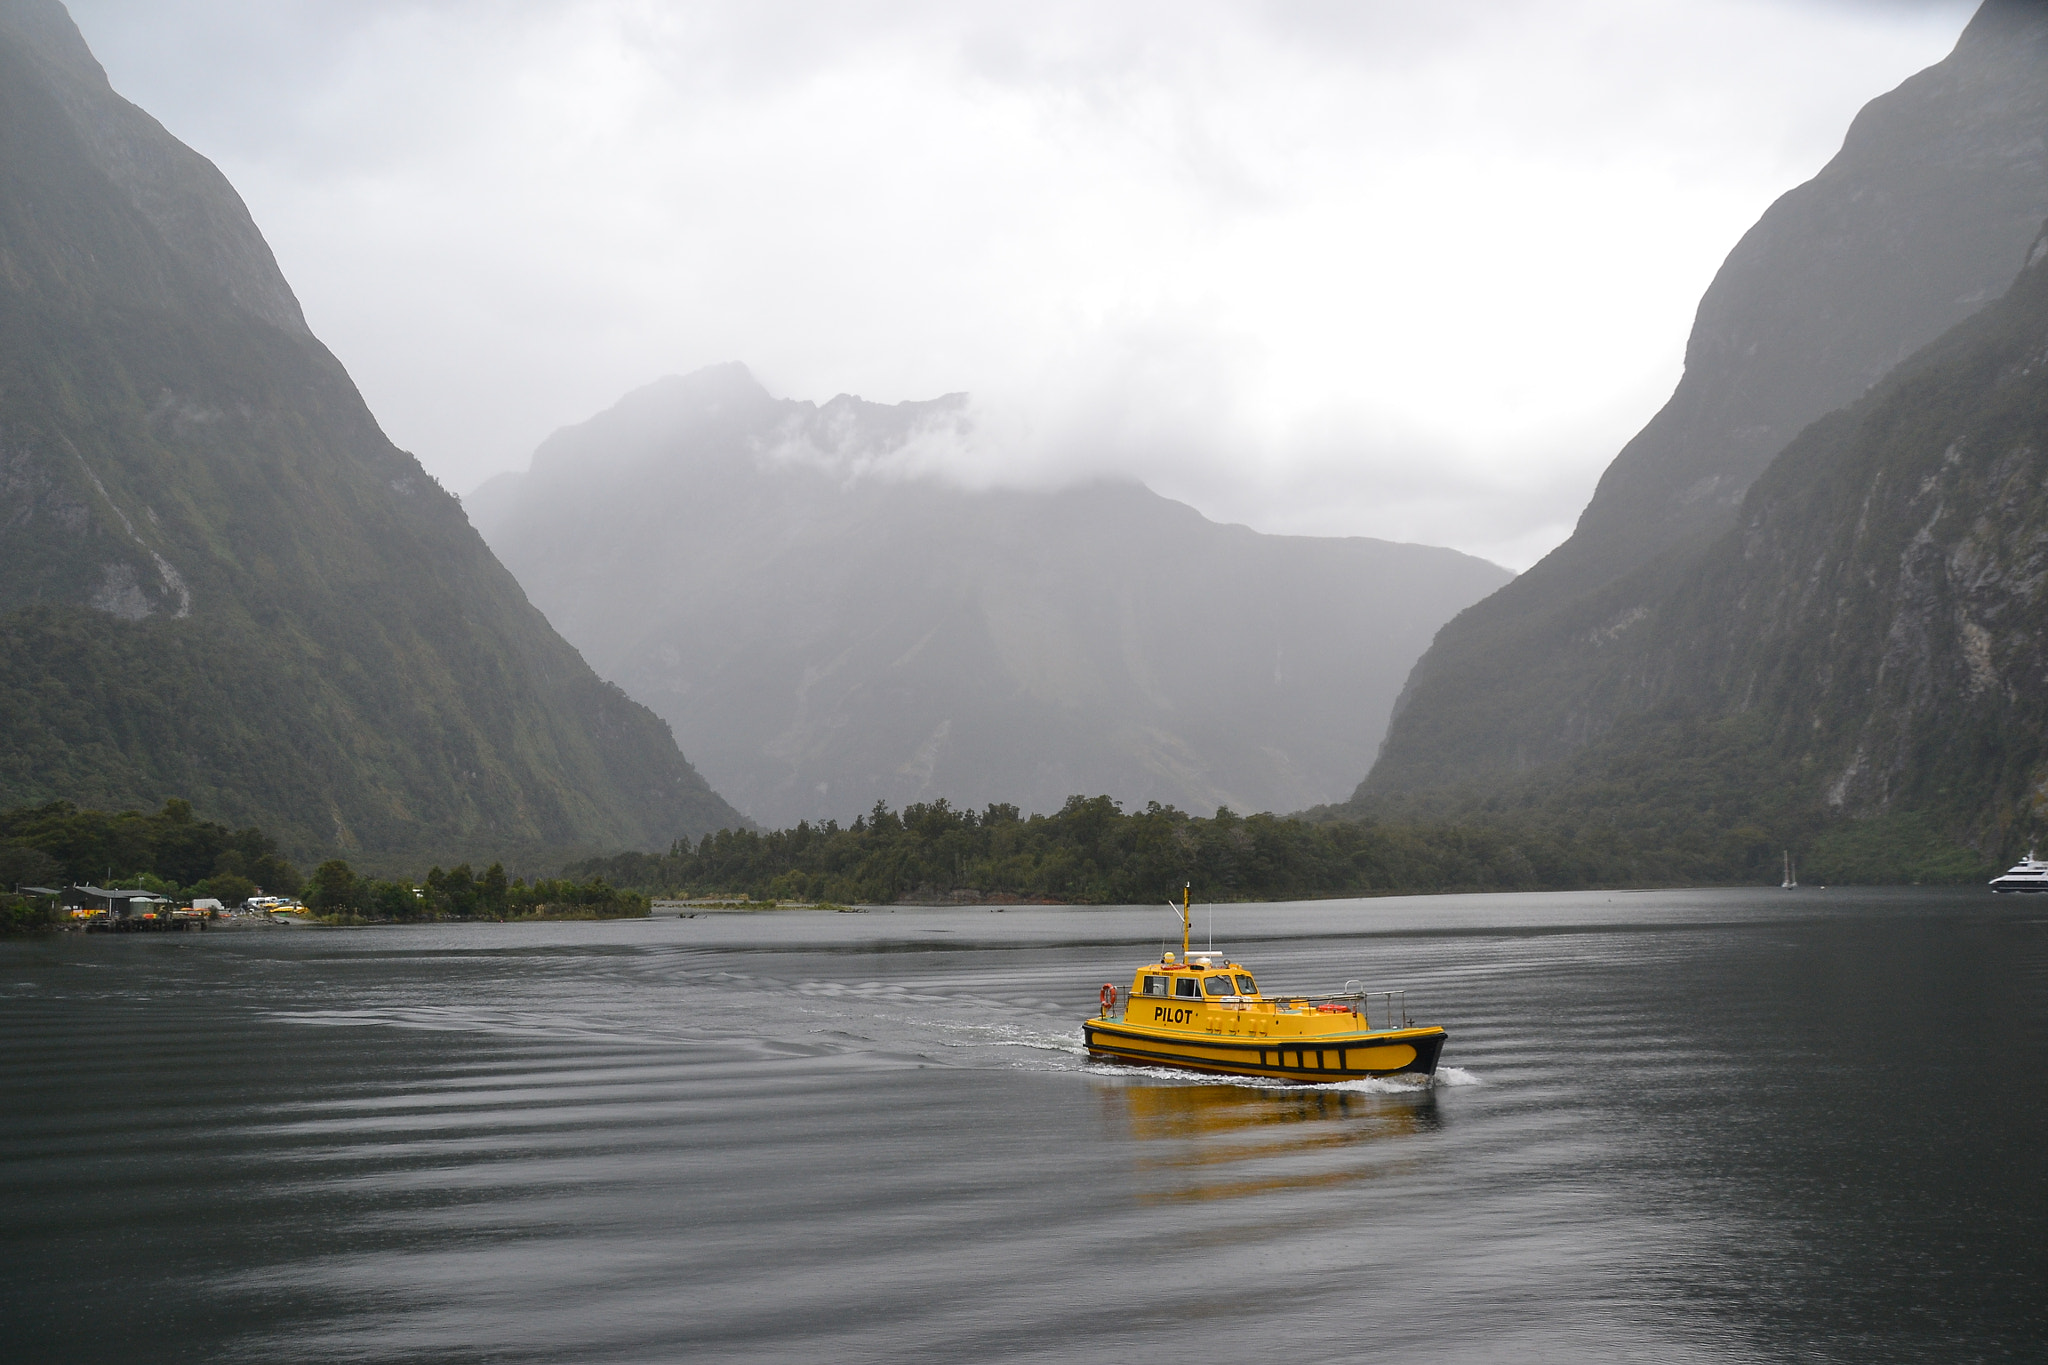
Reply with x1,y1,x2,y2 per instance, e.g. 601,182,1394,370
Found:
70,0,1975,567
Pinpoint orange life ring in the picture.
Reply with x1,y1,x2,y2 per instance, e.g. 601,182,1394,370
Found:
1099,983,1117,1013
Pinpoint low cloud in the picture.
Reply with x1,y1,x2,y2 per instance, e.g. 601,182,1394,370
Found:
71,0,1974,567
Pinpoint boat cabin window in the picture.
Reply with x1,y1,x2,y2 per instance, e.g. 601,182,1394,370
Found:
1203,975,1236,996
1173,977,1202,998
1141,975,1167,996
1234,975,1257,995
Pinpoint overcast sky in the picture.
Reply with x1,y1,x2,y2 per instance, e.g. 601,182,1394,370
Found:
69,0,1976,568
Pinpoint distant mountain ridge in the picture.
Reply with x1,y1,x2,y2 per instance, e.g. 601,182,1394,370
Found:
1362,0,2048,798
469,365,1511,828
0,0,744,862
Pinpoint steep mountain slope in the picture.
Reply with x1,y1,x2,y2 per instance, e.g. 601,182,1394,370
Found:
1567,229,2048,845
470,365,1510,827
1316,229,2048,881
0,0,742,860
1363,0,2048,795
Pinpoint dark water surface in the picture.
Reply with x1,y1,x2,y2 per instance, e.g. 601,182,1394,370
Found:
4,888,2044,1362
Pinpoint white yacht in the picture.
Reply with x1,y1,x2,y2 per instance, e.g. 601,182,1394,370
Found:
1989,851,2048,893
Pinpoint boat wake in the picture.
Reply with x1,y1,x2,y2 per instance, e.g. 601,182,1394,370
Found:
263,1004,721,1047
1080,1057,1481,1094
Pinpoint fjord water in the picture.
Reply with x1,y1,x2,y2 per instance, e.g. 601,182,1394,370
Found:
3,890,2043,1363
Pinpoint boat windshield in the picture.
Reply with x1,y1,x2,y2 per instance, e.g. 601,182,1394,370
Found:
1203,975,1236,996
1234,974,1257,995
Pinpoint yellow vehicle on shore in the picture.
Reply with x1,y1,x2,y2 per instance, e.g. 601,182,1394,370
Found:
1083,888,1448,1084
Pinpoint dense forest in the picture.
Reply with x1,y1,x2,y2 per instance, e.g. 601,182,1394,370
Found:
4,784,1993,933
298,858,645,923
0,799,644,930
565,786,1991,905
2,798,300,893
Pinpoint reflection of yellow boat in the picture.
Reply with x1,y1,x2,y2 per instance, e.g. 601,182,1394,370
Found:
1102,1080,1440,1203
1111,1077,1434,1142
1083,888,1447,1084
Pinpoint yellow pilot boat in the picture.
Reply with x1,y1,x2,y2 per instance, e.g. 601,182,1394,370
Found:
1083,888,1448,1084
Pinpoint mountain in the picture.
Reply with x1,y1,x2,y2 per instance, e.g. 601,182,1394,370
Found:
468,365,1511,828
0,0,743,863
1361,0,2048,797
1342,224,2048,873
1616,227,2048,842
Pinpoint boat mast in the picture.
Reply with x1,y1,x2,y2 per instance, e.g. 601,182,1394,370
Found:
1181,883,1191,959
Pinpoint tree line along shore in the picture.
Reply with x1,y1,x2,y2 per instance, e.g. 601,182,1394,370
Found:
0,800,645,932
575,788,1989,905
3,786,1995,934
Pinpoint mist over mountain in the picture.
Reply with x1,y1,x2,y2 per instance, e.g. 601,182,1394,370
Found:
1362,0,2048,800
469,365,1509,829
0,0,743,862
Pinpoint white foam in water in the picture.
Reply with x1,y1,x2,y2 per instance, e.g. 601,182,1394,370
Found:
1074,1058,1462,1094
1323,1073,1437,1094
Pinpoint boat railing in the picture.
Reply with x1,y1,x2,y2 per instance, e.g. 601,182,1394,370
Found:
1369,990,1414,1030
1272,989,1413,1030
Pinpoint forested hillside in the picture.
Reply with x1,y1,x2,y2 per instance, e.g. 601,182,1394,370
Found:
1364,0,2048,797
0,1,744,864
1320,226,2048,873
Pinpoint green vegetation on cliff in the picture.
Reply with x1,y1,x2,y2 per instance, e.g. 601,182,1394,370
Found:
1363,3,2048,849
1332,226,2048,871
0,3,744,866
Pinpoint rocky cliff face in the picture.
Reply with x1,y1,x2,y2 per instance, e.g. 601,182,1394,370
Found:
1345,229,2048,859
470,366,1511,828
1363,0,2048,795
0,0,744,859
1625,231,2048,835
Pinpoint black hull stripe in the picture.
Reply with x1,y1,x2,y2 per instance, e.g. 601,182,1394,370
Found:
1085,1022,1445,1058
1087,1041,1441,1080
1083,1027,1447,1080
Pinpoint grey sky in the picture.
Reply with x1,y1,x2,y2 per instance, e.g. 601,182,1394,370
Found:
68,0,1975,568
